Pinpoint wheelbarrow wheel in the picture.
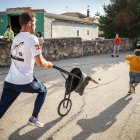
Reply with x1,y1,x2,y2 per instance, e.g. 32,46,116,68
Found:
58,98,72,117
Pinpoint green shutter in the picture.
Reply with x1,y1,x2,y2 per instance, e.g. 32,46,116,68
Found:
0,14,8,36
35,12,44,37
0,12,44,37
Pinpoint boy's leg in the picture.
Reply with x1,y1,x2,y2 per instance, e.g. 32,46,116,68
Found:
134,73,140,88
111,46,116,57
16,78,47,118
131,84,135,93
128,84,132,93
0,82,20,119
128,72,135,93
116,45,120,57
29,80,47,127
133,83,139,88
15,77,47,127
131,73,140,93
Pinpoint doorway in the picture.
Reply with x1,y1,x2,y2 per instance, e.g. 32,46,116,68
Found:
10,15,20,36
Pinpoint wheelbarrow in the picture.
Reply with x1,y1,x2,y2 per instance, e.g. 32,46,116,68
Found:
53,65,99,117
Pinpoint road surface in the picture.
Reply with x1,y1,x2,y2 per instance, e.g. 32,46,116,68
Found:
0,52,140,140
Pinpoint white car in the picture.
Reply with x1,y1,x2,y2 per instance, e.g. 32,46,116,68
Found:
136,41,140,47
95,37,105,42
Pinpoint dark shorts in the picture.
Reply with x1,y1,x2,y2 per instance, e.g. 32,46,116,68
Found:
129,72,140,84
114,45,120,51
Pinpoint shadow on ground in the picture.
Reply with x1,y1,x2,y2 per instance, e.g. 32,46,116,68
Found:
72,94,132,140
8,117,62,140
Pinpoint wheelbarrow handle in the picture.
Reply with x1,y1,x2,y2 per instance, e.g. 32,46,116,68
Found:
53,65,70,75
87,76,99,84
53,65,80,79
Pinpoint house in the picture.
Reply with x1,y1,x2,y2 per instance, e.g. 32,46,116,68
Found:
0,7,44,36
45,12,99,40
0,7,99,40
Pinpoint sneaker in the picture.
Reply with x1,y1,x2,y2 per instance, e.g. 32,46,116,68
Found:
0,128,4,131
131,86,135,94
111,54,114,57
127,91,132,95
28,117,44,127
116,55,119,57
128,91,132,94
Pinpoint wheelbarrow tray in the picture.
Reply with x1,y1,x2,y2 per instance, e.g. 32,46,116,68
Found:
53,65,98,96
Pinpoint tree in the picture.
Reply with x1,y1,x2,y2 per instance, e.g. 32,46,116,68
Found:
99,0,140,38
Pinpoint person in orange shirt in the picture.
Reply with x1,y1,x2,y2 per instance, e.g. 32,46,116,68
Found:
124,49,140,94
111,33,121,57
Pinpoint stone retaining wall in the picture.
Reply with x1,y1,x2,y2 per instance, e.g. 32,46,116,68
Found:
43,37,132,60
0,39,12,67
0,38,132,67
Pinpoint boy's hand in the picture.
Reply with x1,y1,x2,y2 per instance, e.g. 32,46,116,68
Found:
47,61,53,68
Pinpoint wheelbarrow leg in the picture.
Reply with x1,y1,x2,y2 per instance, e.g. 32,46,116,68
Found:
57,76,74,117
58,97,72,117
63,91,71,107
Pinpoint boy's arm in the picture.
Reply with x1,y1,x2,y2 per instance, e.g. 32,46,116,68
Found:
34,54,53,68
114,38,116,44
124,55,132,61
119,37,121,44
11,31,14,40
3,31,7,38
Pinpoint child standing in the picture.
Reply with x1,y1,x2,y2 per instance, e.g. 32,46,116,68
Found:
124,49,140,94
3,25,14,41
111,33,121,57
36,32,44,50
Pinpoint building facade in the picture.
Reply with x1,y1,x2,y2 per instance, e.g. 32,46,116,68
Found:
44,13,98,40
0,7,98,40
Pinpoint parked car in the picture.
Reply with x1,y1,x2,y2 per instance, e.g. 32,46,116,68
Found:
132,40,140,50
136,41,140,48
95,37,105,42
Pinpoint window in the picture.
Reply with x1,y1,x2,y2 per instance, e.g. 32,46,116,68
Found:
87,30,89,35
77,30,79,36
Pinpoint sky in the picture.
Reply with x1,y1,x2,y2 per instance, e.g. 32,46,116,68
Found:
0,0,110,16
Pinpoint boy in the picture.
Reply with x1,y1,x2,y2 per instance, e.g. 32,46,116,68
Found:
111,33,121,57
124,49,140,94
0,12,53,127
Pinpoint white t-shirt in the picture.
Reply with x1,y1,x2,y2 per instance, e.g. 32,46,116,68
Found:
5,32,42,85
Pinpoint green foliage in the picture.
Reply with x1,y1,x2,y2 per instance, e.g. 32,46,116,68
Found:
99,0,140,39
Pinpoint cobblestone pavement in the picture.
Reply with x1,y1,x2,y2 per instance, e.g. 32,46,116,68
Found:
0,52,140,140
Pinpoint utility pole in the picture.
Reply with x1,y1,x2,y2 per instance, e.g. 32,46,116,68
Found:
87,5,90,17
66,6,68,13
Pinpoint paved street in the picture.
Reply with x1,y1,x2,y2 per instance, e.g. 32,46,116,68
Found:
0,52,140,140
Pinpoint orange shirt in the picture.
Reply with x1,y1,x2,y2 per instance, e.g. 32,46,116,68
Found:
114,37,121,45
125,55,140,72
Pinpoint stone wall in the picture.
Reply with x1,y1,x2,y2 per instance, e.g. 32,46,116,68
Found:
0,37,132,67
43,37,132,60
0,39,12,67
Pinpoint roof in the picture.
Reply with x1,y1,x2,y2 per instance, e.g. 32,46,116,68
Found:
0,11,6,14
46,13,98,25
61,12,87,18
0,7,98,25
0,7,44,14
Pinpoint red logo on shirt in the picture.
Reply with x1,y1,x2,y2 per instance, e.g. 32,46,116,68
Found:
35,44,41,50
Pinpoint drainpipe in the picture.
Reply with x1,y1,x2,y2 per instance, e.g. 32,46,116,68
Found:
51,21,52,38
51,19,55,38
87,5,90,17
